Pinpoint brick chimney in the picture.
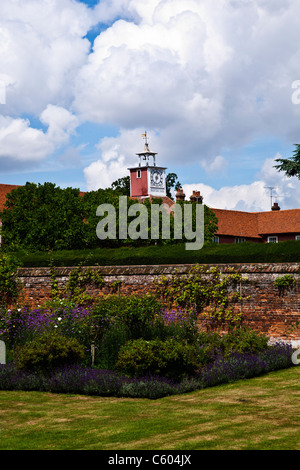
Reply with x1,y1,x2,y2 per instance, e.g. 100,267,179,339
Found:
176,188,185,202
271,202,280,211
190,190,203,204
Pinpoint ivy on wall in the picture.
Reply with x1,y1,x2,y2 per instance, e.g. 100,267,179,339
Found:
0,254,21,307
274,274,296,297
48,258,122,306
155,264,248,330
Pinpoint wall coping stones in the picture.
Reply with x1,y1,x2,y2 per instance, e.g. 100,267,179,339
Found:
17,262,300,277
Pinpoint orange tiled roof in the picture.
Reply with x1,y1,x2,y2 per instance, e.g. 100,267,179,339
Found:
211,208,261,238
211,207,300,238
256,209,300,235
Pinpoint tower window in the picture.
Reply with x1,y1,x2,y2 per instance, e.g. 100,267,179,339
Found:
137,169,141,178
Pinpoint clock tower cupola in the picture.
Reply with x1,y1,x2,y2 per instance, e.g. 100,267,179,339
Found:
128,131,167,198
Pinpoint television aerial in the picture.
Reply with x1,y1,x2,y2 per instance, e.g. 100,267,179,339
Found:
264,186,283,209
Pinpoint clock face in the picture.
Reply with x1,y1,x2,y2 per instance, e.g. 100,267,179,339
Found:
151,169,163,186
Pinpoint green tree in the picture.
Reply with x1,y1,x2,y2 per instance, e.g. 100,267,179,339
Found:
82,187,123,248
0,181,218,252
204,204,218,242
1,182,85,251
274,144,300,178
173,200,218,244
166,173,181,199
111,176,130,196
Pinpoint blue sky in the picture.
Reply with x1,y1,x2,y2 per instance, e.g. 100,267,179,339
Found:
1,0,300,211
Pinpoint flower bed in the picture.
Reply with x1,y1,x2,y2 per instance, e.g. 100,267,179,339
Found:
0,342,294,399
0,295,296,399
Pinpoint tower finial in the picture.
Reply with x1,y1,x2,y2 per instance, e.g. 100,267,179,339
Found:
141,131,148,145
141,130,151,153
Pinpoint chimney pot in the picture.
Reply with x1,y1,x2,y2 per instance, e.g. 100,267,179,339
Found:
272,202,280,211
190,190,203,204
176,187,185,202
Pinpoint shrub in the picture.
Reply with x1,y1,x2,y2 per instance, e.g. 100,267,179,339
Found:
118,294,163,338
0,342,294,398
219,327,269,357
199,342,294,388
47,365,128,396
14,332,85,373
194,331,224,363
95,322,130,370
161,309,200,345
258,342,294,371
93,294,163,339
199,354,269,387
116,338,200,379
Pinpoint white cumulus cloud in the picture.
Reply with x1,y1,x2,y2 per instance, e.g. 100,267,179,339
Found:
74,0,300,172
183,156,300,212
0,105,79,164
0,0,94,115
2,0,300,207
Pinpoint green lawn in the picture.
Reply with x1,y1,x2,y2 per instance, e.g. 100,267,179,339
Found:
1,366,300,450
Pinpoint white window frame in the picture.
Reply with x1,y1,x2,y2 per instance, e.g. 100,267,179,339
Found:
268,236,278,243
212,236,219,244
296,235,300,241
137,169,141,178
235,237,246,244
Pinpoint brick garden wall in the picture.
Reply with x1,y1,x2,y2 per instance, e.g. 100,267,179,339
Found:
16,263,300,343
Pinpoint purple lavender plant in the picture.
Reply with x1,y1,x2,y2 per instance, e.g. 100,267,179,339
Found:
0,341,295,399
0,305,98,348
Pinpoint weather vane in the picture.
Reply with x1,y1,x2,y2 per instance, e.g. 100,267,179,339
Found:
141,131,148,145
141,130,151,158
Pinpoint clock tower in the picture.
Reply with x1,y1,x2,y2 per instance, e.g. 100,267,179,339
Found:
128,132,167,198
